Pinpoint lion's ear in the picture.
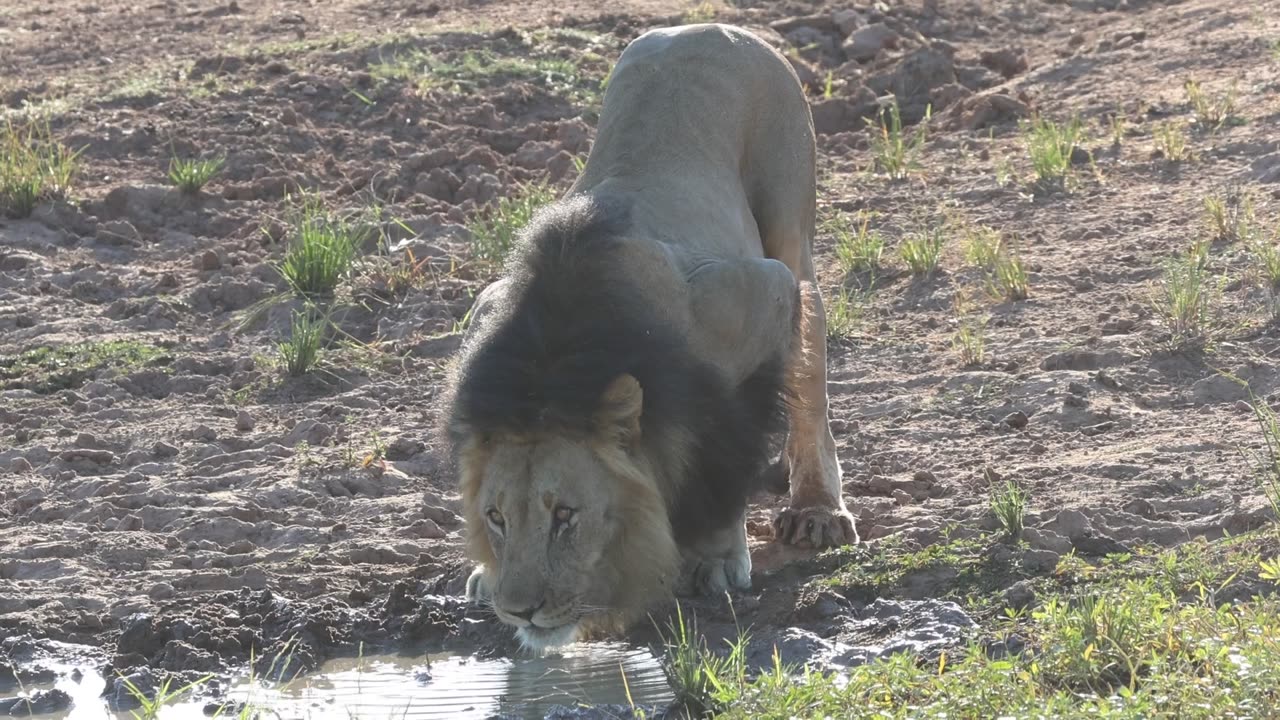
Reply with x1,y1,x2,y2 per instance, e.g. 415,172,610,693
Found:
596,374,643,445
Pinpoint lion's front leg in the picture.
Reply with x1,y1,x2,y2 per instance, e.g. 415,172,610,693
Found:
675,513,752,597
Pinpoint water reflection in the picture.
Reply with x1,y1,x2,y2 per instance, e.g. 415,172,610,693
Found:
25,642,673,719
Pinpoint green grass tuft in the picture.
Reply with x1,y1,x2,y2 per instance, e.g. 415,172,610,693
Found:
0,117,81,218
467,180,557,270
1155,239,1217,351
681,1,717,24
988,251,1030,302
952,318,986,367
277,309,327,377
867,101,930,181
657,603,748,718
1249,235,1280,317
989,476,1028,540
1184,77,1238,132
1023,114,1086,191
1202,186,1256,243
826,286,869,339
168,153,225,194
900,224,945,278
1154,120,1191,162
831,210,885,274
276,195,368,298
1243,395,1280,522
961,223,1004,270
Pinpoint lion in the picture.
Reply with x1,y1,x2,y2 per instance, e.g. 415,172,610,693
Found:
442,22,857,651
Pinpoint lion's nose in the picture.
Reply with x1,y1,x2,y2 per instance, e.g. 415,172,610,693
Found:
505,599,545,622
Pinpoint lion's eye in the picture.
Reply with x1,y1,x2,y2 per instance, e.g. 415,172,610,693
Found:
554,506,575,524
486,508,505,528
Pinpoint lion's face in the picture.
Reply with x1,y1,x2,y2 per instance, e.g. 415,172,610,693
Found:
457,374,681,651
473,435,622,648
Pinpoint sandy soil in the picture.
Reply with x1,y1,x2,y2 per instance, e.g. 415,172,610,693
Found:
3,0,1280,711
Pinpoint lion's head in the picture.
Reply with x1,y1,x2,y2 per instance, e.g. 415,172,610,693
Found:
454,374,680,650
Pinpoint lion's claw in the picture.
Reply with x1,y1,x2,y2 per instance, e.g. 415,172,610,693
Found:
773,507,858,549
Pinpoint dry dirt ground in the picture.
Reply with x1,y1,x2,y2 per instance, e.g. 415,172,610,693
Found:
3,0,1280,713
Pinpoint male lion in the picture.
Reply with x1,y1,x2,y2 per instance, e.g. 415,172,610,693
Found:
443,23,857,651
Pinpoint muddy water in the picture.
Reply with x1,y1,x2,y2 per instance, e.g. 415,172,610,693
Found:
26,643,673,719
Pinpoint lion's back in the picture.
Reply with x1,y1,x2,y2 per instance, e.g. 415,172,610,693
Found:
609,23,798,109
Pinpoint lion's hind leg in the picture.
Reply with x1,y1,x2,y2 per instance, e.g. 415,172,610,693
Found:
755,177,859,550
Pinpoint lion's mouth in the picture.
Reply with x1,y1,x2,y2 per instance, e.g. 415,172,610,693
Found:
515,621,582,652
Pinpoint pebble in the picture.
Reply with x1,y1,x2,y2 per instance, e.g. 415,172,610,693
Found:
408,519,446,539
191,424,217,442
1001,411,1029,429
197,250,222,271
148,582,176,600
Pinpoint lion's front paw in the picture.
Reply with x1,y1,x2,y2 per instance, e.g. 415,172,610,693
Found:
688,557,751,596
773,506,858,549
465,565,492,604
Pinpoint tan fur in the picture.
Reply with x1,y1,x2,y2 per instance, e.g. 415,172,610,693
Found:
456,23,858,650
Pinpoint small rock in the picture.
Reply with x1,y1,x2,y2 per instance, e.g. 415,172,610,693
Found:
1002,580,1036,610
1191,374,1251,405
1123,498,1156,517
283,419,333,447
1021,548,1061,573
75,432,103,448
235,410,255,432
97,220,141,246
833,8,865,36
1046,509,1093,541
408,518,446,539
949,91,1030,130
118,514,144,531
59,448,117,464
770,13,838,35
1080,421,1116,437
546,150,576,182
196,250,222,271
148,582,175,600
842,22,899,62
191,424,217,442
979,47,1028,78
809,88,879,135
422,505,459,525
1022,527,1073,554
386,435,422,460
1001,411,1029,429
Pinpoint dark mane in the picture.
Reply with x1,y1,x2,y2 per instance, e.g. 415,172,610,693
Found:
445,193,790,543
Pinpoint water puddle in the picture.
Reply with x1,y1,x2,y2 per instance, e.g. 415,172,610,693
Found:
16,643,673,719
